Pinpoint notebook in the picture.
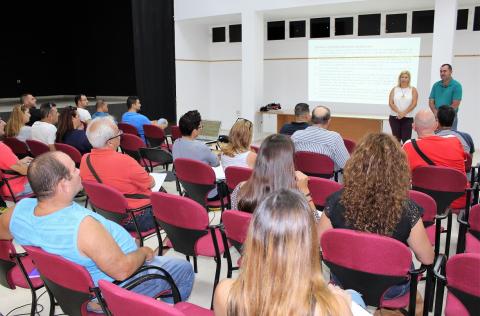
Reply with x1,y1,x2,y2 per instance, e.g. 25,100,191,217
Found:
197,120,221,142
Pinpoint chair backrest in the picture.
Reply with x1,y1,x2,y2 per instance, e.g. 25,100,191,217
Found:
321,229,411,307
118,122,139,136
139,148,173,166
408,189,437,224
343,138,356,154
224,166,252,191
170,125,182,142
469,204,480,234
174,158,216,207
143,124,166,148
151,192,209,256
82,181,129,223
3,137,30,158
0,240,17,289
411,166,467,214
308,177,342,210
222,210,252,252
294,151,334,179
26,140,50,157
99,280,184,316
445,253,480,315
24,246,98,316
55,143,82,165
120,133,146,162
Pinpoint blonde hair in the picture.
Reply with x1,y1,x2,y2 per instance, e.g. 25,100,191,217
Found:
397,70,411,87
227,189,348,316
5,104,28,137
222,119,253,157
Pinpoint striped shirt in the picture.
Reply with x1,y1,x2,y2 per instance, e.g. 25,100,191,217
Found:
291,126,350,170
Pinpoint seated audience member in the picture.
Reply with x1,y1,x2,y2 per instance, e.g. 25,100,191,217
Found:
403,109,467,209
31,102,58,151
0,151,194,310
74,94,92,123
21,93,41,126
0,118,6,138
220,118,256,169
121,96,168,143
291,106,350,171
230,134,316,218
435,105,474,154
91,99,110,120
56,106,92,155
214,189,356,316
172,110,219,167
4,105,32,142
80,116,156,233
0,141,33,198
279,103,311,136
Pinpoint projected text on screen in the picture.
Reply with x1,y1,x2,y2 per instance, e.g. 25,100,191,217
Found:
308,38,421,104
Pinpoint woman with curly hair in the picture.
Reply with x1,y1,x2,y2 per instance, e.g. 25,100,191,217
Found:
4,104,32,141
318,133,433,315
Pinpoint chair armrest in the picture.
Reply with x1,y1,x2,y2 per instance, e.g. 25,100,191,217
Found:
409,264,427,276
433,254,447,283
457,209,469,227
435,213,449,220
1,169,24,180
208,223,223,230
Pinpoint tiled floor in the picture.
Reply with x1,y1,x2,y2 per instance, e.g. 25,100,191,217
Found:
1,153,477,315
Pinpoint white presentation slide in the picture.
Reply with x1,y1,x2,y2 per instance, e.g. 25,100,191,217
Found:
308,38,421,104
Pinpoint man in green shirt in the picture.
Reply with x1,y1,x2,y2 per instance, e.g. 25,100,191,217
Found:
429,63,462,130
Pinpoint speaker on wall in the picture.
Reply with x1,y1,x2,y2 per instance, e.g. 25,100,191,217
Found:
358,13,381,36
229,24,241,42
335,17,353,36
310,17,330,38
386,13,407,33
212,27,225,42
456,9,468,30
268,21,285,40
289,20,306,38
412,10,435,34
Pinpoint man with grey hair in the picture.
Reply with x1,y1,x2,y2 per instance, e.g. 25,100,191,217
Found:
80,116,157,234
291,105,350,170
403,109,467,209
279,103,311,136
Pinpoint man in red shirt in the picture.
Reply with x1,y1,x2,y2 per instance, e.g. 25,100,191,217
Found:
80,116,156,232
403,109,467,209
0,142,33,198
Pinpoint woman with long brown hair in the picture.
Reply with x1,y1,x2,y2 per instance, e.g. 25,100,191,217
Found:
5,104,32,141
214,189,355,316
220,118,256,169
230,134,317,216
56,106,92,154
318,133,433,315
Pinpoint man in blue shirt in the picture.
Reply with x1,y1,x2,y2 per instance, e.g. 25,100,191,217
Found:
91,99,111,120
121,96,167,143
429,63,462,130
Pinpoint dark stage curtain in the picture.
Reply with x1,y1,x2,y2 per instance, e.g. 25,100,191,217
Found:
131,0,176,122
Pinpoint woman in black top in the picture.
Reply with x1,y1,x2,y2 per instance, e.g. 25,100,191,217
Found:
318,133,433,314
56,106,92,155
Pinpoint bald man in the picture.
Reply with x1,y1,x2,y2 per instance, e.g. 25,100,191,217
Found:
291,105,350,170
403,109,467,209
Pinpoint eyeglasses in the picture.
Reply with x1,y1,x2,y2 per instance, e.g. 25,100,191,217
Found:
107,130,124,142
236,117,253,129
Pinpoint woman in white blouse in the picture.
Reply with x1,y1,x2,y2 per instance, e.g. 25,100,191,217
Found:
220,118,257,169
388,71,418,143
4,104,32,142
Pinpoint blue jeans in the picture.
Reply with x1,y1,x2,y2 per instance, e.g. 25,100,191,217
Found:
123,207,156,232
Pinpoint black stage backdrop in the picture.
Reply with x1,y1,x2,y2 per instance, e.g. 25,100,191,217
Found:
131,0,177,122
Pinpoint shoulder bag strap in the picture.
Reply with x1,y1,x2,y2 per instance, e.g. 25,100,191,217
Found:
86,154,103,183
411,139,435,166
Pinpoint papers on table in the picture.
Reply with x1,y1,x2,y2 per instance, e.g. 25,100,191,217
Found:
212,165,225,180
150,172,168,192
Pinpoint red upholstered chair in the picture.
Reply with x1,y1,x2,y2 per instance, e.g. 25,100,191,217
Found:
3,137,31,159
321,229,427,316
433,253,480,316
343,138,356,154
457,203,480,254
143,124,171,151
82,181,160,247
0,169,35,203
308,177,342,211
99,280,213,316
409,190,438,246
250,145,259,153
139,147,173,173
224,166,252,208
174,158,228,212
118,122,139,136
120,133,161,171
0,240,44,316
412,166,467,258
26,140,49,157
55,143,82,167
23,245,108,316
220,210,252,278
294,151,338,181
151,192,226,308
170,125,182,143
